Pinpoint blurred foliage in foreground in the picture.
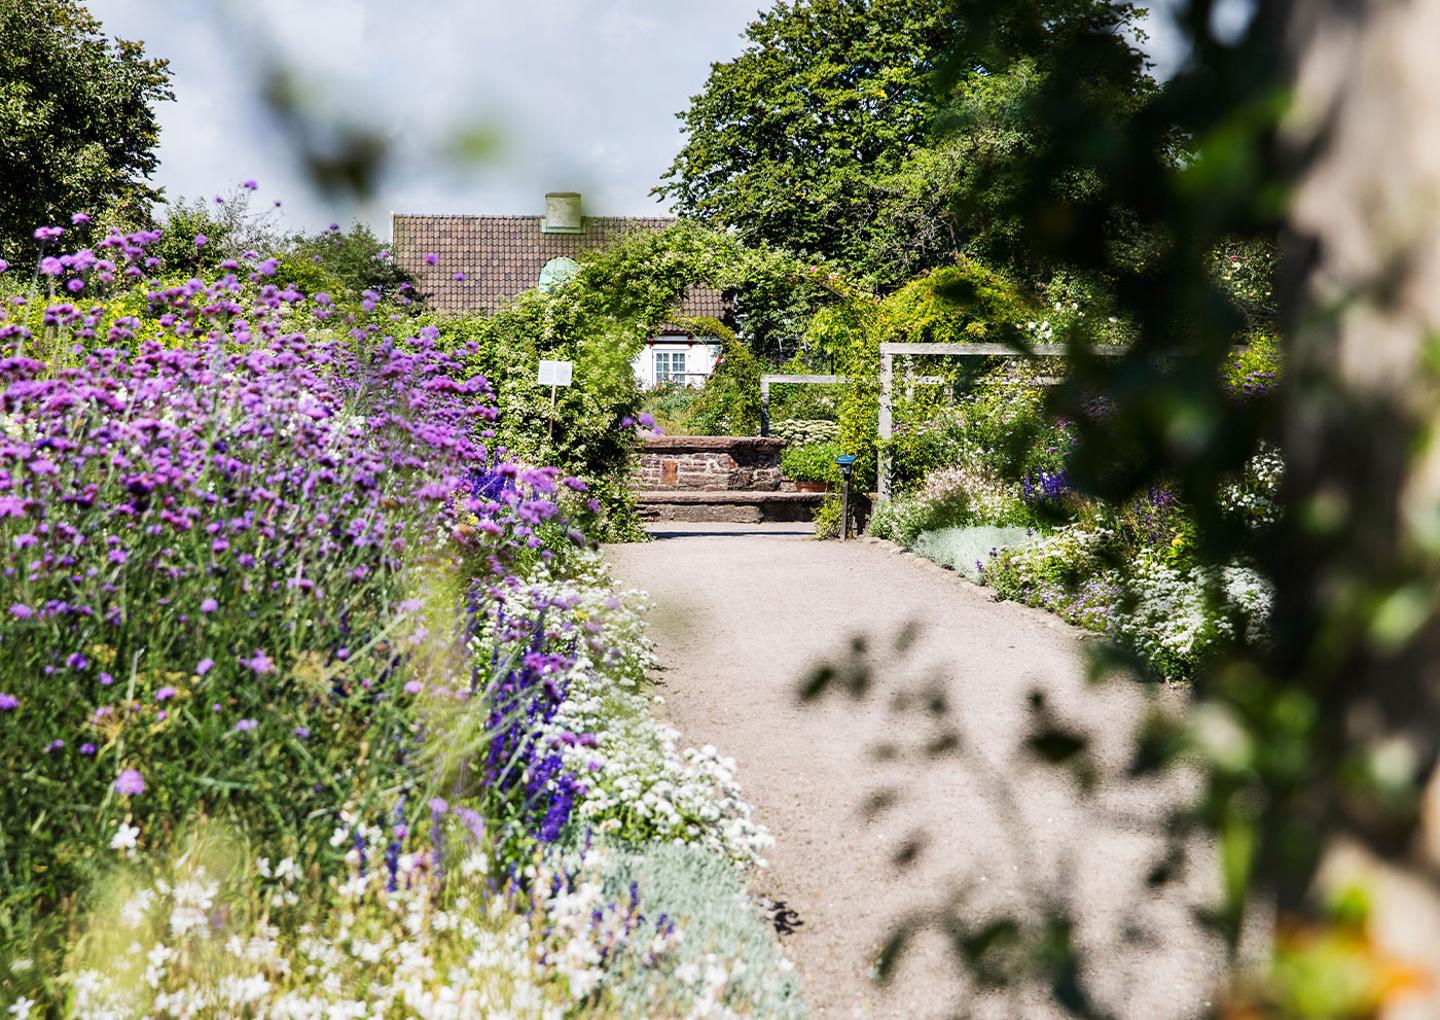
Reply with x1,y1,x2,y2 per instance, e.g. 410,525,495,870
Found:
802,0,1440,1017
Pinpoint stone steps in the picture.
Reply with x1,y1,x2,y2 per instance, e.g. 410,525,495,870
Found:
634,490,824,524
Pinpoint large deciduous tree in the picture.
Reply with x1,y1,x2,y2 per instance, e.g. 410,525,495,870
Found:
0,0,173,262
656,0,1156,289
656,0,957,272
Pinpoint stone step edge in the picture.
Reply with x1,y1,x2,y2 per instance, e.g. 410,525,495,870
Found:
633,490,825,504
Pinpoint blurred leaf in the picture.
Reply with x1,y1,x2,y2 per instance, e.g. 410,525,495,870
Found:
442,123,505,166
926,730,962,757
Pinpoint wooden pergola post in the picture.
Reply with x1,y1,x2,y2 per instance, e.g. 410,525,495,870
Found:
878,351,894,502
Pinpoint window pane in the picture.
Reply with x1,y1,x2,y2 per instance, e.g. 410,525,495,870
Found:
655,350,685,383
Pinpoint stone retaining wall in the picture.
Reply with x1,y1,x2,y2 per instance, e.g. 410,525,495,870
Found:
635,436,787,492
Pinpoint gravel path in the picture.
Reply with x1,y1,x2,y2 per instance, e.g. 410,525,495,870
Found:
604,522,1223,1020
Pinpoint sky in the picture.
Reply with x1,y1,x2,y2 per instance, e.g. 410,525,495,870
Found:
85,0,1201,239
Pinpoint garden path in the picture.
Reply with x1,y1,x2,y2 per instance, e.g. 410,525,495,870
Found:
604,522,1223,1020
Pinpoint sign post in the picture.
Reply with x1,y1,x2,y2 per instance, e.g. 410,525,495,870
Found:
537,359,574,441
836,454,857,541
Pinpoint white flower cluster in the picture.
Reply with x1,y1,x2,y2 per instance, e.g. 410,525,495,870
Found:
1220,444,1284,529
489,565,774,867
872,459,1028,543
916,461,1026,525
65,838,704,1020
990,522,1110,579
1220,564,1274,646
1108,552,1274,676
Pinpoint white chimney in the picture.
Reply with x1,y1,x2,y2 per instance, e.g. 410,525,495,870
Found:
542,192,583,234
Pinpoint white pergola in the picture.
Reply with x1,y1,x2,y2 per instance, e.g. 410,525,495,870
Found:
759,374,846,437
876,342,1127,501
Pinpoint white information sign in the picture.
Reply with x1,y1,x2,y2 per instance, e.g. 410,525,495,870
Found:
537,360,574,387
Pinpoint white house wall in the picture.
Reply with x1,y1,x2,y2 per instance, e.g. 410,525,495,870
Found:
632,338,722,389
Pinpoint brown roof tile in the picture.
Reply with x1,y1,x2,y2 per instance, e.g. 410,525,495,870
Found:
391,213,728,320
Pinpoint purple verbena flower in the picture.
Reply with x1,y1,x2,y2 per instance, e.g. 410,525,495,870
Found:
240,651,273,674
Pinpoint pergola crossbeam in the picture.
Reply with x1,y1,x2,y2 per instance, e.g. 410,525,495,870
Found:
877,342,1126,500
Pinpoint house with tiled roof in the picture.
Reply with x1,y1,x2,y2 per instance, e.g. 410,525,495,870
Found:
391,193,726,389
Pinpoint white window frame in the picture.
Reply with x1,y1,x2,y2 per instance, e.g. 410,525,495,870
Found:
654,349,687,384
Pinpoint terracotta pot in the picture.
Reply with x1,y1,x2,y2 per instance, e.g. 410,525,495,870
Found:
792,479,832,493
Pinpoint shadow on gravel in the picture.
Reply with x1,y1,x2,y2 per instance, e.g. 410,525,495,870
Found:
798,620,1212,1020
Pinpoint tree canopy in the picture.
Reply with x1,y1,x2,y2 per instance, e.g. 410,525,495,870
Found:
0,0,173,262
656,0,956,273
657,0,1158,290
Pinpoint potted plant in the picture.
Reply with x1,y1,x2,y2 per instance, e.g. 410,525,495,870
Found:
781,441,842,493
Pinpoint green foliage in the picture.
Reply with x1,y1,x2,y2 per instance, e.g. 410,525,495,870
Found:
780,441,842,484
639,383,701,436
1227,330,1281,393
286,222,415,298
147,190,282,277
148,195,414,302
426,225,859,519
0,0,173,261
917,1,1159,282
657,0,956,268
1212,236,1279,333
860,60,1042,287
812,494,845,540
676,316,763,436
552,219,849,363
428,302,645,541
867,458,1032,543
658,0,1156,289
981,524,1120,632
834,260,1033,491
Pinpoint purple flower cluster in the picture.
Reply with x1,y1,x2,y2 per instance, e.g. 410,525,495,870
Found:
1021,469,1071,507
1132,485,1181,546
477,601,591,849
0,227,579,902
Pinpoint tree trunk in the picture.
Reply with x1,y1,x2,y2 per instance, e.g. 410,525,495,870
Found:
1280,1,1440,1013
